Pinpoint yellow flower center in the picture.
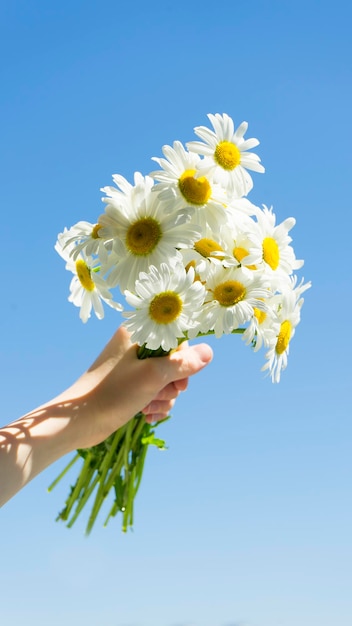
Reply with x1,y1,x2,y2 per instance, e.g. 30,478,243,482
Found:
185,260,196,271
149,291,183,324
178,169,211,205
185,260,202,282
233,246,249,262
126,217,162,256
262,237,280,270
253,306,267,325
233,246,257,270
91,224,101,239
275,320,292,355
75,259,95,291
214,141,241,170
194,238,224,258
213,280,246,307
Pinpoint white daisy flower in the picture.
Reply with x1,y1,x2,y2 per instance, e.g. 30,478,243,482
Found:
180,226,228,282
242,297,280,352
150,140,228,233
186,113,265,198
55,232,123,323
262,276,311,382
200,265,270,338
123,263,206,351
59,220,111,265
217,215,264,272
250,205,304,288
101,172,154,221
99,173,200,292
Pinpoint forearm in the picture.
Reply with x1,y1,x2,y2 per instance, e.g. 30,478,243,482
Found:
0,397,87,507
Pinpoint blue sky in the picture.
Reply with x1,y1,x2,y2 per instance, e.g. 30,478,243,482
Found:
1,1,352,625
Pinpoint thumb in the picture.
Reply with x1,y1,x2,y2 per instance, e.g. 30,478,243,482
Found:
165,343,213,383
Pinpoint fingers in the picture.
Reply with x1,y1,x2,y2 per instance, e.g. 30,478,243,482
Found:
143,397,176,423
173,377,189,392
141,381,180,415
142,343,213,391
144,381,181,403
144,413,169,424
138,343,213,418
141,343,213,423
141,377,188,424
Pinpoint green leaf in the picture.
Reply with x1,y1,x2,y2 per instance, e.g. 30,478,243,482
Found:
141,433,168,450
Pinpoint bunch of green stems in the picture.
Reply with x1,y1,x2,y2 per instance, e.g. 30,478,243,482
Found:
48,344,170,534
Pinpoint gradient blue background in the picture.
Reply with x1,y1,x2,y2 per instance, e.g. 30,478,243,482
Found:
1,1,351,625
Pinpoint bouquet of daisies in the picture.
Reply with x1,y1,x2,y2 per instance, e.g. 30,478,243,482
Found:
50,113,311,533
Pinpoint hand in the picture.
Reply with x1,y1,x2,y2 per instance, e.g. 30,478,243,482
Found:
65,326,213,447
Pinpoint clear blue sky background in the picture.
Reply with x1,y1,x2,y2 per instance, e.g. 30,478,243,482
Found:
1,1,351,625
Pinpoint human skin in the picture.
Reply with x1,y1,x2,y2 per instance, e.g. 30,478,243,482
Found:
0,326,213,507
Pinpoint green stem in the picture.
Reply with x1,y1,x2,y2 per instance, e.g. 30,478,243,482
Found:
183,328,245,341
47,452,80,492
57,450,95,521
122,465,136,532
130,414,148,449
133,439,149,495
103,500,119,527
123,419,135,473
85,426,127,534
97,442,125,502
66,472,101,528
